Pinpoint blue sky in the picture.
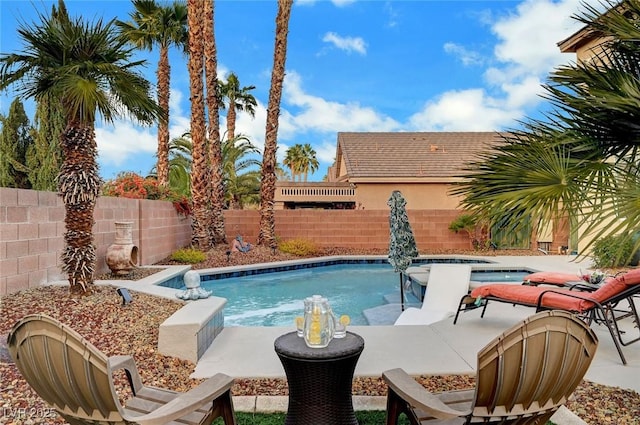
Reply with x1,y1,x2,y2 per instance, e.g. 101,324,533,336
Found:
1,0,594,181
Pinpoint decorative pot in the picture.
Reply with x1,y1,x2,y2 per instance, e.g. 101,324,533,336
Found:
106,222,138,275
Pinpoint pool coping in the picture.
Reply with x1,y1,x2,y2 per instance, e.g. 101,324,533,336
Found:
96,254,503,296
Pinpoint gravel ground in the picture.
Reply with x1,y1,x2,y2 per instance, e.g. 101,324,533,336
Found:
2,246,639,424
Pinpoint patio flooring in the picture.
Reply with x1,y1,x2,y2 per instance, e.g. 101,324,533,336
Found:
109,254,639,423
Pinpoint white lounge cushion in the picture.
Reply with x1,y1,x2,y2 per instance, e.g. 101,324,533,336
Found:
395,264,471,326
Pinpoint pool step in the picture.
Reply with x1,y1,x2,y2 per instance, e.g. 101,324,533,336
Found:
364,293,421,325
383,293,421,305
363,304,403,325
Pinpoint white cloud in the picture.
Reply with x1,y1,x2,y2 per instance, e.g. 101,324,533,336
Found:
97,87,192,168
96,122,157,166
233,71,400,154
168,88,183,117
322,32,367,55
315,140,339,164
410,0,588,132
491,0,584,74
443,42,483,66
297,0,356,6
502,75,546,110
408,89,520,131
283,71,399,133
331,0,356,6
384,1,399,28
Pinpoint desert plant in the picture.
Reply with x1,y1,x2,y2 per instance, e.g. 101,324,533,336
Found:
170,247,206,264
278,238,318,256
449,214,491,250
591,234,635,268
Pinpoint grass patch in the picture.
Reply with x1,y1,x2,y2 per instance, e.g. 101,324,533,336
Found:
213,411,555,424
212,411,411,424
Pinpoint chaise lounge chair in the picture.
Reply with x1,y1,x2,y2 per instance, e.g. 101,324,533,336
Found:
384,310,599,425
7,314,237,425
454,268,640,364
395,264,471,325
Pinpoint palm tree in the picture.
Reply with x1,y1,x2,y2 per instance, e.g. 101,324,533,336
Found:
259,0,294,248
299,143,319,182
283,144,303,181
283,143,319,182
0,0,159,294
185,0,209,250
149,132,261,208
223,135,261,209
117,0,188,189
219,72,257,140
148,134,192,196
203,0,226,246
452,0,640,260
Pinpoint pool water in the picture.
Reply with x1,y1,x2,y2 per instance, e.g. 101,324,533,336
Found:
470,270,531,282
200,263,398,326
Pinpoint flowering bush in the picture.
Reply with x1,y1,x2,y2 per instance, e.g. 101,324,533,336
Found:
103,172,148,199
103,172,191,216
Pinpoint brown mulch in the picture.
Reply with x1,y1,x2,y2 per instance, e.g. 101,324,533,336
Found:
1,247,639,424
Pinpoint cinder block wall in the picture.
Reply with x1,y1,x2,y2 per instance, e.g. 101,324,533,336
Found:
224,209,471,250
0,188,191,296
139,199,192,265
1,189,64,296
1,187,473,296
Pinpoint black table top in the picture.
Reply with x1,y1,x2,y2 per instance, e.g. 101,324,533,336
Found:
274,331,364,360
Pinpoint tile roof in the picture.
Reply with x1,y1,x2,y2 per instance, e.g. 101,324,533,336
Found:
336,132,504,179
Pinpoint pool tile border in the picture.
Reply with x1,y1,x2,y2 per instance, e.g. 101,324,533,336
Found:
158,255,494,288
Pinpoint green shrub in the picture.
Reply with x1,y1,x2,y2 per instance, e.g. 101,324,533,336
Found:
278,238,318,256
591,234,634,268
170,247,206,264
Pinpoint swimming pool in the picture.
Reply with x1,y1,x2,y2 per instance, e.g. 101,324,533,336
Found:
198,263,399,326
158,257,499,327
470,270,531,282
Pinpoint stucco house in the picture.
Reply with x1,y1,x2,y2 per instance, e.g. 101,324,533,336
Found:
275,132,503,211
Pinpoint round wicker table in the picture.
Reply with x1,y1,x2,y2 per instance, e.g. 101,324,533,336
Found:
274,331,365,425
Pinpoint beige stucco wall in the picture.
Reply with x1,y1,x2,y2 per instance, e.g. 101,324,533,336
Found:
354,183,462,210
575,36,612,64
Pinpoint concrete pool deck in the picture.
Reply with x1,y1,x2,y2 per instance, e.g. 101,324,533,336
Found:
103,254,639,422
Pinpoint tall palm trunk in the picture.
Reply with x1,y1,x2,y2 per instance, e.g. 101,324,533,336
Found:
156,46,171,187
259,0,293,248
226,93,236,140
58,122,101,295
187,0,209,250
204,0,226,245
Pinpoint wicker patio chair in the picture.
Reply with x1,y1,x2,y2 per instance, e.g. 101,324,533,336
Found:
7,314,237,425
383,310,598,425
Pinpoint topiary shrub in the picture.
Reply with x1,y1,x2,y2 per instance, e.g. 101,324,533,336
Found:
170,247,206,264
278,239,318,256
591,234,635,268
